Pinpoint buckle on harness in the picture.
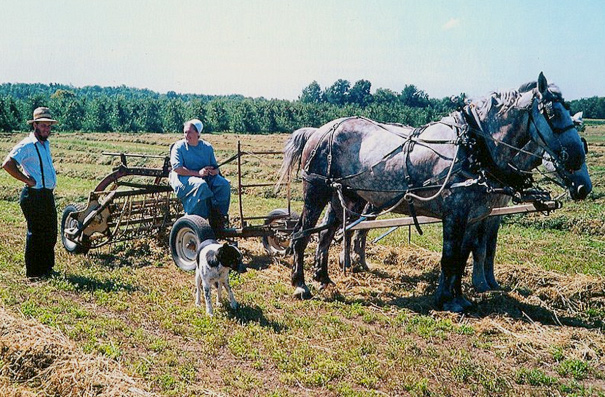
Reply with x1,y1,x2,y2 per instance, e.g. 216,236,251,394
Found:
450,178,478,188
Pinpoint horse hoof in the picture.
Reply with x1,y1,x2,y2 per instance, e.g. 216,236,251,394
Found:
318,279,334,291
473,282,490,293
487,280,501,291
441,297,473,313
475,281,501,292
442,301,465,313
312,272,329,283
352,264,369,273
458,296,473,309
293,286,312,300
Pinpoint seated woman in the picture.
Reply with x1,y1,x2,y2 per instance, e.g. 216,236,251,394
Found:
169,119,230,228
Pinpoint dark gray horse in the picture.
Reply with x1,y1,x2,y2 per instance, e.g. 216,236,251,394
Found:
285,130,590,295
279,73,590,313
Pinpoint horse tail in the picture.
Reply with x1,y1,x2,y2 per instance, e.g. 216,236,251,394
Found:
276,127,318,191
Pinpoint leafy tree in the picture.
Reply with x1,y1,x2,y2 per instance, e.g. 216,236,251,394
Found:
324,79,350,106
348,79,372,107
161,98,186,133
0,96,21,132
300,81,323,104
256,101,279,132
26,93,49,119
298,102,323,128
188,99,207,128
50,89,84,131
373,88,398,104
571,96,605,119
110,95,134,132
0,80,484,134
228,100,259,133
400,84,429,108
138,99,163,133
206,99,229,132
82,97,113,132
274,101,299,132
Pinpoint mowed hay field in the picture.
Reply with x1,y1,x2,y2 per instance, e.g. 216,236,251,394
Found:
0,127,603,397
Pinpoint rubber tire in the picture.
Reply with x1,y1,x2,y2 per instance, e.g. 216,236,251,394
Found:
169,215,216,271
61,204,90,255
262,208,299,255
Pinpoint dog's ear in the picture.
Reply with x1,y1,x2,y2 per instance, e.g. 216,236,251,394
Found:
205,250,219,267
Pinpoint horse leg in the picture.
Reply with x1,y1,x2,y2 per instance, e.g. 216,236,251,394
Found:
313,205,339,288
351,229,369,272
291,183,331,300
483,216,502,290
436,215,473,313
350,202,371,272
469,220,491,293
337,199,368,272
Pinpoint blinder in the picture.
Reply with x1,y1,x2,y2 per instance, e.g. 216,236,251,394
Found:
539,99,576,135
528,98,574,184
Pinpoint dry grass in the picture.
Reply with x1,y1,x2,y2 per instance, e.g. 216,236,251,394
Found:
0,307,152,396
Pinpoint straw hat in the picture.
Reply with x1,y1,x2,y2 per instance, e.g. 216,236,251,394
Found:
27,107,58,125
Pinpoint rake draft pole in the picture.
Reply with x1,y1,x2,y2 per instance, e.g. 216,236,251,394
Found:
348,200,562,232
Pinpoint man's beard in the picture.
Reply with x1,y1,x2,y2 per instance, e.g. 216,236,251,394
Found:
34,128,49,141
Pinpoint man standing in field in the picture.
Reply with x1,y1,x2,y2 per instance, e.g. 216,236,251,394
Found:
2,107,58,279
169,119,231,229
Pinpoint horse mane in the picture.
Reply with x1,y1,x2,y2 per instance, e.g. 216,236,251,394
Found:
518,81,537,93
518,80,563,98
467,79,563,121
468,88,523,119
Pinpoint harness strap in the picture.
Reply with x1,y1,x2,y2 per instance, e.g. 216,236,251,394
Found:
304,117,356,174
461,107,531,190
301,170,331,186
406,198,423,235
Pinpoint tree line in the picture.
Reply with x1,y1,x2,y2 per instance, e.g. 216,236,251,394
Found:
0,81,602,133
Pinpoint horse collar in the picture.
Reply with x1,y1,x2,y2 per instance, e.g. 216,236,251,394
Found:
460,107,532,191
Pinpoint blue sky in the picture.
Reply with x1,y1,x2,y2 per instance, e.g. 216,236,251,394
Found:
1,0,604,100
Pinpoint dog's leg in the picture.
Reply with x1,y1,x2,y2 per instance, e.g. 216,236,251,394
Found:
195,272,202,307
202,280,213,316
215,281,222,307
223,280,238,310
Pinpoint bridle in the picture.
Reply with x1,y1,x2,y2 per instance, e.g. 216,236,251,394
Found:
529,92,580,186
467,89,579,192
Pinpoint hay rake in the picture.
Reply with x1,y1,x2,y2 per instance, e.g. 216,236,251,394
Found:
61,146,299,270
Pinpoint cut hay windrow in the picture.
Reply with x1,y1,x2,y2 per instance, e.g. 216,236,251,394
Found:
0,308,153,397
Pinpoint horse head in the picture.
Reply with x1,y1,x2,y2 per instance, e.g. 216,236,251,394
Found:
541,107,592,200
474,72,590,199
530,72,584,167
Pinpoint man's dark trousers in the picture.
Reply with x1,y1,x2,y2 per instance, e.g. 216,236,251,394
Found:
19,187,57,277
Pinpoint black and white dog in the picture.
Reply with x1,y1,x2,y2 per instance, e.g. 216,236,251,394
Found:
195,240,243,316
